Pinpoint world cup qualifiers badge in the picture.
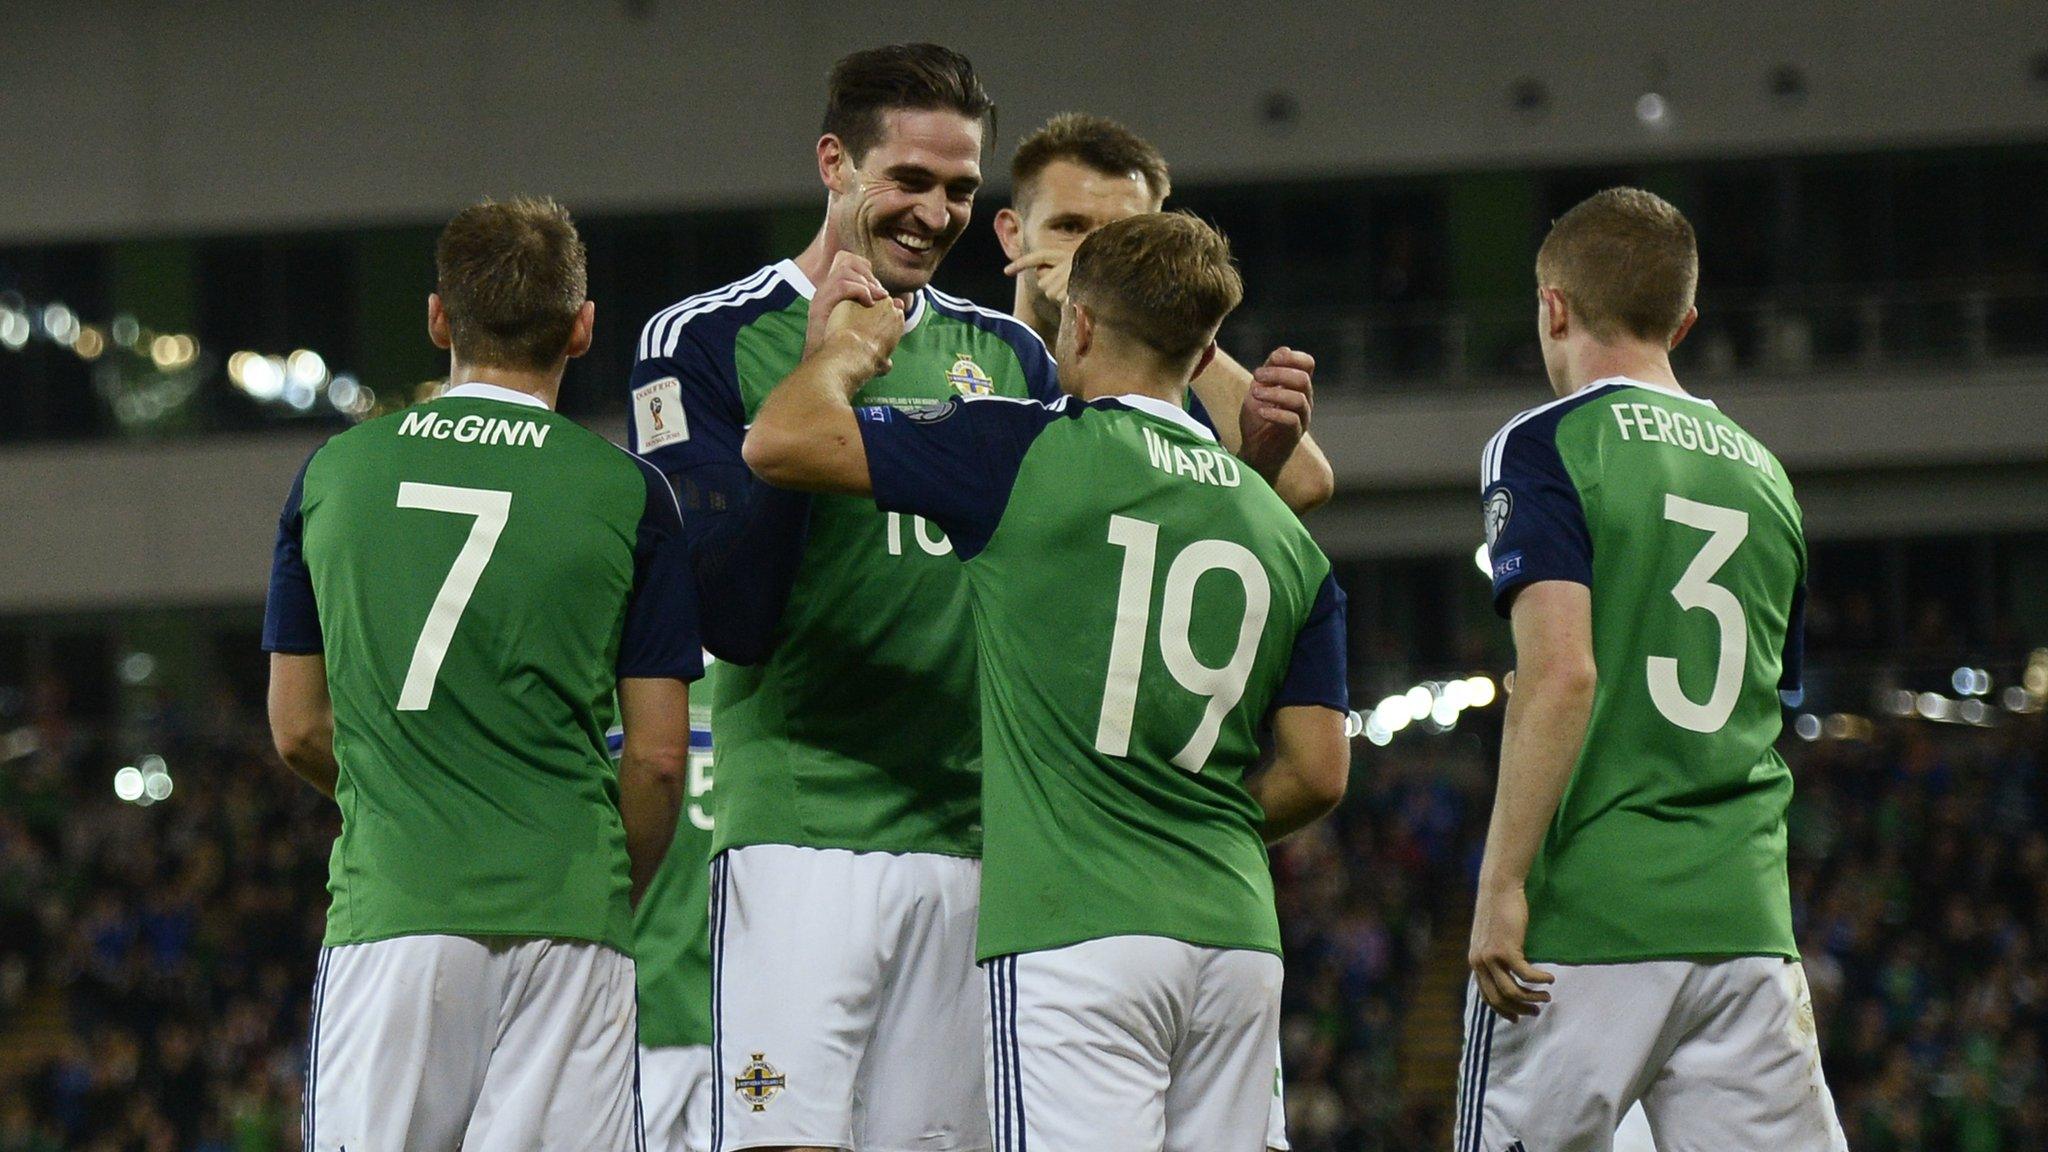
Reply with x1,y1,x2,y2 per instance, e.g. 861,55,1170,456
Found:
735,1053,786,1112
946,355,994,396
648,395,665,432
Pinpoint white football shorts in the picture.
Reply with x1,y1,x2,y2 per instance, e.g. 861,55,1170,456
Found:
305,933,640,1152
1454,957,1847,1152
639,1043,712,1152
985,934,1284,1152
709,844,985,1152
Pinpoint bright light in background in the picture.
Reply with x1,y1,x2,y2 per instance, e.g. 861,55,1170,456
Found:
0,310,30,349
1794,713,1822,741
236,353,286,401
1405,685,1434,722
119,651,157,685
1374,695,1412,734
113,766,144,802
1473,543,1491,577
111,314,141,348
287,348,328,387
74,325,107,360
1635,92,1672,129
1466,675,1497,708
42,303,79,345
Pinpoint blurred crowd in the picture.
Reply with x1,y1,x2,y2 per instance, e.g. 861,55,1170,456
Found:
2,676,2044,1152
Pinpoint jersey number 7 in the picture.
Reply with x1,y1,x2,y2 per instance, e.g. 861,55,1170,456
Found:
393,482,513,712
1095,514,1272,774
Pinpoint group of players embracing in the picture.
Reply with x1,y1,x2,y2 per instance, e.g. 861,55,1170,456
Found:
262,39,1850,1152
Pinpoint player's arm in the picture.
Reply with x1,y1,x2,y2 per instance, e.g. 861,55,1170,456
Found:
260,453,335,797
616,677,689,904
1189,347,1335,512
1248,706,1349,842
267,654,337,798
631,324,810,666
743,254,904,496
1470,582,1592,1019
1246,572,1352,841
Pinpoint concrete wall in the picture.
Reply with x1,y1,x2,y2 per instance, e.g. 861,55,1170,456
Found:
5,367,2045,612
3,0,2044,242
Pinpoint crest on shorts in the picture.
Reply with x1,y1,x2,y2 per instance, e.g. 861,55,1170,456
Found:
946,355,994,396
1483,488,1513,548
735,1052,786,1112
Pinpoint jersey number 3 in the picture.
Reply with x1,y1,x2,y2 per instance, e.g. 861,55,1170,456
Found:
394,482,512,712
1648,494,1750,734
1095,514,1272,773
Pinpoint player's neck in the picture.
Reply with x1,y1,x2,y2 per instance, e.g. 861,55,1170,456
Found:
447,361,560,410
1012,283,1057,349
1559,343,1685,399
1071,349,1186,407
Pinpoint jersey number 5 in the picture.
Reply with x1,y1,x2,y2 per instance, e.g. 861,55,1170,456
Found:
1648,494,1750,734
394,482,512,712
1095,514,1272,773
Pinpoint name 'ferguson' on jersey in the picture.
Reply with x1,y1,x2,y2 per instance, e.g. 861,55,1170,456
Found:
1482,376,1807,964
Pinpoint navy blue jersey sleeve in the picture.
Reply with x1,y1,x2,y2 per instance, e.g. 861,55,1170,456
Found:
261,452,322,654
630,317,810,665
1482,421,1593,617
1017,333,1062,403
1778,580,1807,698
617,456,706,682
855,396,1065,561
1272,573,1349,712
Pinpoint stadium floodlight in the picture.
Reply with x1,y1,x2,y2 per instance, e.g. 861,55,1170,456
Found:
1374,695,1411,734
1430,695,1461,728
1473,544,1491,577
113,766,144,802
1405,685,1434,723
288,349,329,388
1794,714,1822,741
1466,676,1497,708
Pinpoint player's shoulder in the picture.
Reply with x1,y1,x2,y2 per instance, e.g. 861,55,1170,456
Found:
921,286,1054,364
1480,385,1617,490
637,261,805,363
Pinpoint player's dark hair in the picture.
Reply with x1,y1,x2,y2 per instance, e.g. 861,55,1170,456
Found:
1011,113,1171,213
1068,211,1243,363
822,43,994,163
1537,187,1698,344
435,196,588,373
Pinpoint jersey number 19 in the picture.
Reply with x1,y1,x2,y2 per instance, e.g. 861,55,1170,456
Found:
1094,514,1271,774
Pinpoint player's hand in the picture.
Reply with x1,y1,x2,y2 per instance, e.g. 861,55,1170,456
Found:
823,292,906,380
1468,883,1554,1020
1003,248,1075,307
806,250,891,357
1238,347,1315,481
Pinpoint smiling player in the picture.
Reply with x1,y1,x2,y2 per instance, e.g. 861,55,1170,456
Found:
625,44,1059,1152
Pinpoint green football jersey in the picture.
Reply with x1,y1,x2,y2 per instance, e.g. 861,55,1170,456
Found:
855,393,1351,960
629,706,715,1048
1482,376,1807,963
628,261,1062,858
262,383,703,951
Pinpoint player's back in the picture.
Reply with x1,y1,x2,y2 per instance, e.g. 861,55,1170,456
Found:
963,396,1337,962
1482,376,1806,963
291,385,671,950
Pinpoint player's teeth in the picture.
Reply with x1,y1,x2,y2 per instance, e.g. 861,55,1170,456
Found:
894,233,932,251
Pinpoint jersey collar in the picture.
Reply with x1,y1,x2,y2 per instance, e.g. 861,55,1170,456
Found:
1105,393,1218,442
1587,375,1719,410
773,258,930,335
445,381,550,410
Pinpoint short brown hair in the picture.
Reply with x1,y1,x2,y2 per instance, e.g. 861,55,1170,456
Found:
1010,113,1171,212
435,197,587,371
1536,187,1698,343
1069,211,1243,361
822,43,993,164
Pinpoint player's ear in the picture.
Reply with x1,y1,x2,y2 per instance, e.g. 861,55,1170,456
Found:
564,300,596,361
427,293,453,351
1190,340,1219,382
994,206,1024,260
1069,301,1094,359
1541,287,1569,341
1668,306,1699,351
818,135,851,194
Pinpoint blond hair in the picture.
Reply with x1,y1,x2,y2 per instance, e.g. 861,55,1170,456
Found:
1536,187,1698,343
1069,211,1243,361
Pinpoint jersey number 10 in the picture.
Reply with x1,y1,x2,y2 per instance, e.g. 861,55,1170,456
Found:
1094,514,1272,774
